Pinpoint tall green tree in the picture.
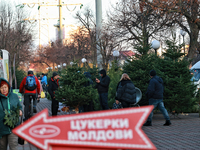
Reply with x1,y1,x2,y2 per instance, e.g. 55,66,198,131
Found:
160,39,198,113
56,64,98,110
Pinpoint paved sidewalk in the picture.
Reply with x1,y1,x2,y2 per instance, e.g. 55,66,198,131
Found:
16,98,200,150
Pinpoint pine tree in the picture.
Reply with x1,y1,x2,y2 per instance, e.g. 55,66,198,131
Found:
107,60,122,108
123,45,160,105
160,39,198,114
56,64,98,111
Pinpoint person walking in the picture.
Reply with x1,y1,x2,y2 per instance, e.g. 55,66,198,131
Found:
19,71,40,120
41,73,47,95
116,73,136,108
0,78,23,150
37,75,43,102
144,70,171,126
48,72,60,116
95,69,110,110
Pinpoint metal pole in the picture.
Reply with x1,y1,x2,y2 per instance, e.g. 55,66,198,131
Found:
59,0,63,45
96,0,102,69
183,35,185,55
39,0,41,49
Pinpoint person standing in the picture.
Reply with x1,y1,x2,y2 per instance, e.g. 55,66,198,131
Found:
95,69,110,110
41,73,47,94
48,72,60,116
144,70,171,126
0,78,23,150
116,73,136,108
19,71,40,120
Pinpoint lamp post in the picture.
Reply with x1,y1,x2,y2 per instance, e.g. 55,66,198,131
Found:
63,63,66,69
180,29,186,55
113,50,120,68
151,40,160,56
81,58,87,68
70,62,74,66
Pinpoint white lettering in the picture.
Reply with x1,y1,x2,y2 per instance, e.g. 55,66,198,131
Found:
88,120,95,129
68,131,79,140
124,129,133,139
88,131,96,140
120,119,129,128
106,130,114,140
79,131,87,140
96,119,103,129
96,130,106,141
104,119,111,128
112,119,120,128
71,120,81,130
80,120,87,130
115,130,123,139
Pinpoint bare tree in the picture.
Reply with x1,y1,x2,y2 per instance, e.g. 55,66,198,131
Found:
0,2,36,66
75,8,122,70
147,0,200,62
107,0,172,55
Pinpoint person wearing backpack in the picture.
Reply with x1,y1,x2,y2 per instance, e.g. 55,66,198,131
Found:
116,73,136,108
19,71,40,121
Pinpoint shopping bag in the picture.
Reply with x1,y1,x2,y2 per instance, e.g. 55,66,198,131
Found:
41,91,45,98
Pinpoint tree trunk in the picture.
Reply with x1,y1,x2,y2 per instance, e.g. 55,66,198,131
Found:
187,22,199,62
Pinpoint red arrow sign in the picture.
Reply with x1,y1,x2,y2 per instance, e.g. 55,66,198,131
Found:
13,106,156,150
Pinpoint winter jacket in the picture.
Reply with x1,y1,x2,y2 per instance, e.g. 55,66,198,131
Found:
0,78,22,138
84,72,93,86
116,80,136,104
146,75,164,100
41,75,48,85
95,70,110,93
19,74,40,94
48,77,59,99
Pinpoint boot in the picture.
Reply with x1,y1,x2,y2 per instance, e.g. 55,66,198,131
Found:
143,121,152,126
33,107,37,113
163,120,171,126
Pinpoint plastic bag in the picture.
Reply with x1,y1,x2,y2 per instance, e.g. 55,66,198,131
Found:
41,91,45,98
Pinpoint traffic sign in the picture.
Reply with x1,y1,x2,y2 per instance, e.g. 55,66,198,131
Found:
13,106,156,150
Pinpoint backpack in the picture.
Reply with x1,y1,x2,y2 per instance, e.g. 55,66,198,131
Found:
25,76,37,91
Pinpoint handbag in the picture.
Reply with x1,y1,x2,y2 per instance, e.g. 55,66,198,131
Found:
18,116,24,145
41,91,45,98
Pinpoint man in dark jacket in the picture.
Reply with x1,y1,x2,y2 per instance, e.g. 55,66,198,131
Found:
48,72,60,116
144,70,171,126
95,69,110,110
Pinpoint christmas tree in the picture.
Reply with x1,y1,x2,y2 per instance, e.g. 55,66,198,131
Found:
56,64,98,111
160,39,198,114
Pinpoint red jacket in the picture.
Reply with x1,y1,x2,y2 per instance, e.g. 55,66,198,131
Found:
19,74,40,94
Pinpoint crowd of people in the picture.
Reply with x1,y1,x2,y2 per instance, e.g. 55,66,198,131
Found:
0,69,171,150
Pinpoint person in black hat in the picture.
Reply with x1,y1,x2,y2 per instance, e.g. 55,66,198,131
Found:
48,72,60,116
144,70,171,126
95,69,110,110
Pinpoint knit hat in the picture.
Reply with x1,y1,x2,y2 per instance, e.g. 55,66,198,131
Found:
52,72,59,78
0,81,9,88
150,70,156,76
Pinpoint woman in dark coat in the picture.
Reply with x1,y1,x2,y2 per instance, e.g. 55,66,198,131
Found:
116,73,136,108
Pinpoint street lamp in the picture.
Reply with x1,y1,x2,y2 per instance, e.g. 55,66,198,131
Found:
113,50,120,68
81,58,87,63
81,58,87,68
151,40,160,56
63,63,66,67
180,29,186,55
113,50,120,57
70,62,74,66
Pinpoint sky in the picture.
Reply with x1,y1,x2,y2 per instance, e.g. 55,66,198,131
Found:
9,0,119,47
